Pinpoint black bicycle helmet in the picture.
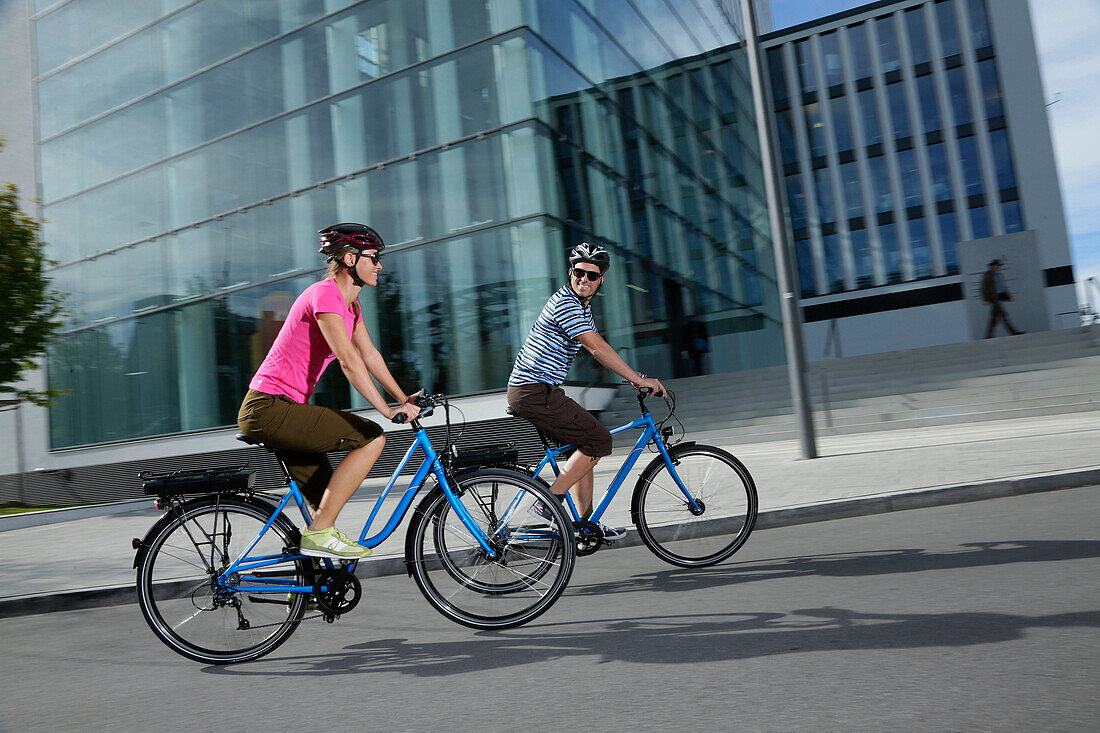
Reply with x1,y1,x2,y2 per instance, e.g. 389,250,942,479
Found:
568,242,611,273
318,222,384,262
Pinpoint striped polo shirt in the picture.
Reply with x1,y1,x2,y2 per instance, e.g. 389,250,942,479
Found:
508,285,597,386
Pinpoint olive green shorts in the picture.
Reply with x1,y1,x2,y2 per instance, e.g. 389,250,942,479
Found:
237,389,384,509
507,383,613,458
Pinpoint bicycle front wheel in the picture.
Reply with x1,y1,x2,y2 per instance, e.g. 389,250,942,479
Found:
632,444,757,568
406,468,575,629
136,495,310,664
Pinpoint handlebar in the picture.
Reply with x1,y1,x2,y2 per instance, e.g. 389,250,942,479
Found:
389,391,444,424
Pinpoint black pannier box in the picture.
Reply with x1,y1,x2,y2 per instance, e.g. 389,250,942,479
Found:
140,465,255,496
451,443,519,471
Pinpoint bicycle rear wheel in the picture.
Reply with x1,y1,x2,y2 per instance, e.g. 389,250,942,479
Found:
632,444,757,568
136,495,309,664
406,468,575,629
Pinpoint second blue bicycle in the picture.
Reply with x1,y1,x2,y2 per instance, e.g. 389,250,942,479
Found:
520,387,758,568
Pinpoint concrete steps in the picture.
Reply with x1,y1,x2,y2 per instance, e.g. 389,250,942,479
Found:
601,326,1100,440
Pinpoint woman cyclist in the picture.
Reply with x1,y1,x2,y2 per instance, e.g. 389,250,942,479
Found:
237,223,420,560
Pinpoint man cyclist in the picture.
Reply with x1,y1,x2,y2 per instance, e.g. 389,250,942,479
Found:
507,242,666,541
237,223,420,560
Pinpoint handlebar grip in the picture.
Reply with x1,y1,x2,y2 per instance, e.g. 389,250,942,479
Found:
391,413,408,424
639,387,654,396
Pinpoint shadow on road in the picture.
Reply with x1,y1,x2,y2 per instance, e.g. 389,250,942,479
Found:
204,539,1100,678
204,606,1100,678
572,539,1100,596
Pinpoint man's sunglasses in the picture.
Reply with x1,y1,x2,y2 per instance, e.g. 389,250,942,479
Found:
571,268,603,281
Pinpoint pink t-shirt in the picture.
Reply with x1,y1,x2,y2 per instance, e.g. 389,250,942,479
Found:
249,279,358,403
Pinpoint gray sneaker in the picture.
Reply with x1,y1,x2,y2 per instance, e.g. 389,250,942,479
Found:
299,527,372,559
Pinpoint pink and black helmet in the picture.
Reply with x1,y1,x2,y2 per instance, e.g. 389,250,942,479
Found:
318,222,384,262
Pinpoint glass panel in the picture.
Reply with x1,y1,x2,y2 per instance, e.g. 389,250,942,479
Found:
841,160,862,217
859,88,881,144
989,128,1017,190
804,102,825,157
869,155,892,213
823,233,844,292
776,109,799,165
1002,200,1023,233
967,0,992,49
35,0,193,75
916,75,941,132
936,0,960,57
876,15,901,73
848,23,872,80
879,221,902,282
794,238,816,297
814,167,835,224
938,209,959,272
786,173,807,229
821,32,843,87
909,216,932,277
957,135,984,196
851,227,872,287
906,7,930,66
897,148,921,206
970,204,990,239
795,39,816,94
831,95,853,152
887,82,911,139
926,141,952,201
947,66,971,126
767,47,789,109
977,58,1003,119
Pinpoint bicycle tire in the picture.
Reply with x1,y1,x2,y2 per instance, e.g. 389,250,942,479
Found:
406,468,575,629
136,495,309,664
631,444,757,568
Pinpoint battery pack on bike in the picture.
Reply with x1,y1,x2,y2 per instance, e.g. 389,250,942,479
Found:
449,443,519,471
139,466,255,497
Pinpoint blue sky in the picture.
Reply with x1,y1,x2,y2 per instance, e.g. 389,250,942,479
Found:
769,0,1100,308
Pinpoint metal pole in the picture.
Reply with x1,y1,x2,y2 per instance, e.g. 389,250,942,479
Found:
15,402,27,504
739,0,818,458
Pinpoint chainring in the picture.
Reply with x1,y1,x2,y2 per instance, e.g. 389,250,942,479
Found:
572,519,604,556
312,568,362,615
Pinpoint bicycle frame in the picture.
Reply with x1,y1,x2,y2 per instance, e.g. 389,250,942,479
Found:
214,424,498,596
531,409,701,524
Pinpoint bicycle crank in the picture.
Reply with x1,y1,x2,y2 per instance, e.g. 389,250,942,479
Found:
572,520,605,556
313,568,362,616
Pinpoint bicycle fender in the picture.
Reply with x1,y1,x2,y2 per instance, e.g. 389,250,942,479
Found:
131,493,284,569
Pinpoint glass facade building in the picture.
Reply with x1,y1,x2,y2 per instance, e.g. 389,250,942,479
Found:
33,0,783,448
763,0,1022,299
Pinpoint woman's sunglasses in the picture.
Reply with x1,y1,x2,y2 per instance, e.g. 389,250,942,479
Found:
360,252,381,265
571,268,602,281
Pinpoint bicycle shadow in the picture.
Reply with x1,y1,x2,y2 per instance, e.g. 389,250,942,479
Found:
202,539,1100,677
568,539,1100,597
204,605,1100,678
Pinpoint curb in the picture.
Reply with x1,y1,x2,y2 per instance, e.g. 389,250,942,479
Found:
2,467,1098,619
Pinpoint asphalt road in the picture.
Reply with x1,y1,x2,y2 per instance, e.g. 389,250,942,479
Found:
1,486,1097,733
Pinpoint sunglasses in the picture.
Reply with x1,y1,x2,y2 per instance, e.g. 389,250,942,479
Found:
359,252,381,265
571,268,603,281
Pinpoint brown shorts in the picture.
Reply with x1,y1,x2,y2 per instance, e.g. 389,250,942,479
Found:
507,383,612,458
237,389,384,509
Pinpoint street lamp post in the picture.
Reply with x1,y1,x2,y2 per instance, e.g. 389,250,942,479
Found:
739,0,818,459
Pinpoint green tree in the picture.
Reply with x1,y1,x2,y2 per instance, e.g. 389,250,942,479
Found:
0,138,64,406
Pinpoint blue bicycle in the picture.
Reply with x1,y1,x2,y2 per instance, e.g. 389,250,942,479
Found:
134,393,575,664
518,387,757,568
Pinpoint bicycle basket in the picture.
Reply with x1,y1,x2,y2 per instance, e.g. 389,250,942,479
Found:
450,443,519,471
139,465,255,496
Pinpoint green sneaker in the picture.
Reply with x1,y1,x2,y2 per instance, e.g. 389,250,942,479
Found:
286,592,319,612
299,527,372,559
